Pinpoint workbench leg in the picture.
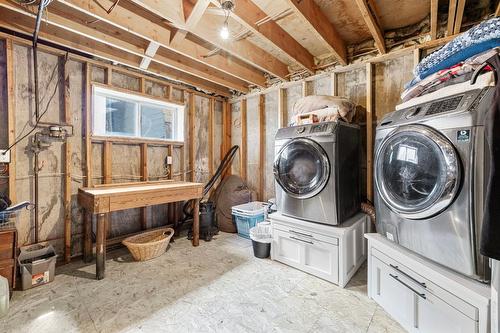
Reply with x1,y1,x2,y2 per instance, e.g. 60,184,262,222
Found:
96,213,107,280
192,199,200,246
83,210,92,263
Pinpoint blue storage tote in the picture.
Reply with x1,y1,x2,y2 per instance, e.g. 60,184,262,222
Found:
231,202,267,239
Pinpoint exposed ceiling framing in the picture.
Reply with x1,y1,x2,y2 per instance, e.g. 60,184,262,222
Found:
0,0,487,96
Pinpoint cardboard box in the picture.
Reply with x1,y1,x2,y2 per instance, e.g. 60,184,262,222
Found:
18,244,57,290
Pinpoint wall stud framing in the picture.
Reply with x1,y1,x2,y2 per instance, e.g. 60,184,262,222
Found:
208,98,215,177
62,55,72,263
188,92,195,181
6,39,16,202
140,143,148,229
222,100,231,177
258,95,265,201
278,88,287,128
366,63,374,202
240,99,248,182
331,72,338,96
85,63,93,187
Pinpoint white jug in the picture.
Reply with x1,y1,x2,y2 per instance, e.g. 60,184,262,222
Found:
0,275,9,318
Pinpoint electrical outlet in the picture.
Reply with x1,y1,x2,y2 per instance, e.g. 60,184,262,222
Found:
166,156,173,165
0,150,10,163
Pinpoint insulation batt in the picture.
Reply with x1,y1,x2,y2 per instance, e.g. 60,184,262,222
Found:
291,95,356,126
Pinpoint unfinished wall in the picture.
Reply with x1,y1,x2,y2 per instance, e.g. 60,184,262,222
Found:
246,96,260,195
230,101,242,176
264,91,278,201
286,84,302,125
1,40,220,259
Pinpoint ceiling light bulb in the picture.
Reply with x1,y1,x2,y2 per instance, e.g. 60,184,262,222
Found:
220,22,230,40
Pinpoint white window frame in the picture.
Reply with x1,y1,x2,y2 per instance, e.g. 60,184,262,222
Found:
92,85,185,142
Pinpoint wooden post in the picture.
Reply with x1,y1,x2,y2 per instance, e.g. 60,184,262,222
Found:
259,95,265,201
192,199,200,247
413,49,421,69
102,142,112,184
62,55,72,263
140,143,148,230
96,213,106,280
84,63,93,187
188,93,195,181
430,0,439,40
208,98,215,177
366,63,374,202
331,72,338,96
278,88,287,128
240,99,248,182
447,0,457,37
105,66,112,85
222,100,231,177
6,39,16,203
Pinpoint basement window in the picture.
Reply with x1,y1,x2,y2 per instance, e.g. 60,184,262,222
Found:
92,86,184,141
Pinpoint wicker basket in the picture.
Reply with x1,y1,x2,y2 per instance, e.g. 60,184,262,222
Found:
122,227,174,261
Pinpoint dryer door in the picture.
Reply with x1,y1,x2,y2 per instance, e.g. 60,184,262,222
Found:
273,138,330,199
375,125,461,219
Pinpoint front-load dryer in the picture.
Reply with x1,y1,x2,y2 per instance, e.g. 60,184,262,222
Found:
274,121,361,225
374,74,495,281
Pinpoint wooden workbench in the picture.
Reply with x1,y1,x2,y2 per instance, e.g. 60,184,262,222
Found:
78,181,204,280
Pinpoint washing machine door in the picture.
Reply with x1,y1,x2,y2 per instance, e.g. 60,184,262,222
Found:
375,125,461,219
273,137,330,199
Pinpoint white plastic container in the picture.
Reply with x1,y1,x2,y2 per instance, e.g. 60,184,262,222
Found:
0,275,9,318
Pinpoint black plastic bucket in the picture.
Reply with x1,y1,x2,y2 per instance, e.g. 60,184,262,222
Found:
252,240,271,259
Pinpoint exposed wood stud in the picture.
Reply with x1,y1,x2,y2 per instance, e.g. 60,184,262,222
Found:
258,95,265,201
366,63,374,202
222,100,232,177
188,93,195,181
413,48,421,69
105,66,112,85
430,0,439,40
354,0,386,54
208,98,215,177
453,0,466,34
103,142,112,184
62,55,72,263
447,0,458,36
496,2,500,16
302,81,310,98
140,143,148,229
278,88,287,128
240,99,248,182
84,63,93,187
140,77,146,94
330,72,338,96
6,39,16,202
284,0,348,65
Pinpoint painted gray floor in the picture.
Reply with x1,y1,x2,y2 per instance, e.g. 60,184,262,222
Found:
1,232,405,332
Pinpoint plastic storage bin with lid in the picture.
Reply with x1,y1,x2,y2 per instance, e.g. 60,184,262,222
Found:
231,202,267,239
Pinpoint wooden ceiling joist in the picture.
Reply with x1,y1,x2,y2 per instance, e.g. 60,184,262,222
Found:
171,0,210,47
0,4,232,96
354,0,386,54
58,0,266,88
220,0,315,73
0,0,249,92
128,0,290,79
284,0,348,65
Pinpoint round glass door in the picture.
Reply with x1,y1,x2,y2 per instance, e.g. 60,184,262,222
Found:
273,138,330,199
375,125,461,219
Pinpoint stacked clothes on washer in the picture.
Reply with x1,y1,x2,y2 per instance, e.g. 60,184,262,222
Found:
401,17,500,103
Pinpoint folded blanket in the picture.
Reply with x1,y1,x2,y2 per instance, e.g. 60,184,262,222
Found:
291,95,356,125
408,17,500,88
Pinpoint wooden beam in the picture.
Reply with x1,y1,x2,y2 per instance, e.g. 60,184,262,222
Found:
447,0,458,36
103,142,112,184
278,88,287,128
140,143,148,230
62,55,72,264
354,0,386,54
430,0,439,40
5,39,16,202
129,0,289,79
366,63,374,202
453,0,466,35
171,0,210,47
0,6,232,96
330,72,338,96
240,99,247,182
258,95,265,201
225,0,315,73
1,1,247,93
496,2,500,16
84,63,93,187
413,48,421,68
284,0,348,65
188,93,195,182
222,100,231,177
208,98,215,177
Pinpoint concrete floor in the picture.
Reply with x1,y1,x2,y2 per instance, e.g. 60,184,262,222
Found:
1,233,405,333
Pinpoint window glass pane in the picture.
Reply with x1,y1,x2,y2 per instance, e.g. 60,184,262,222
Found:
105,97,137,136
141,105,175,139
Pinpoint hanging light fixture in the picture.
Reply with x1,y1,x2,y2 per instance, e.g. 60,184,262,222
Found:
219,0,235,40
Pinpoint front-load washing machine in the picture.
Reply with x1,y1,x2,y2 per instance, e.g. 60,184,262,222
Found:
374,74,495,281
274,121,361,225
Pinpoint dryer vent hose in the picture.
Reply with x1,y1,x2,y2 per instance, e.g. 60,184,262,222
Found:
361,202,376,227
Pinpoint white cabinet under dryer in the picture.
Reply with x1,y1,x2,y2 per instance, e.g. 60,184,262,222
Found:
270,213,369,287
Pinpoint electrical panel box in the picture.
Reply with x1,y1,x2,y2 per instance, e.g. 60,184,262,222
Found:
166,156,173,165
0,150,10,163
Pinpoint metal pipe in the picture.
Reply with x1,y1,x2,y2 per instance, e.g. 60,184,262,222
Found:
33,133,41,244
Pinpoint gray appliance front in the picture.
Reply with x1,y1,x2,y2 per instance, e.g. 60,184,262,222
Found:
375,125,482,279
274,137,338,225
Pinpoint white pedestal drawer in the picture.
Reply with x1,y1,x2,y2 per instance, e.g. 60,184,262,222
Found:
366,233,491,333
270,213,369,287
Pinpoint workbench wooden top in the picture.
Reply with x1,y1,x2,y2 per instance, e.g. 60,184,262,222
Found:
79,181,204,197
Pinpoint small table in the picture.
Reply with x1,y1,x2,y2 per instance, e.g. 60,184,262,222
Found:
78,181,204,279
